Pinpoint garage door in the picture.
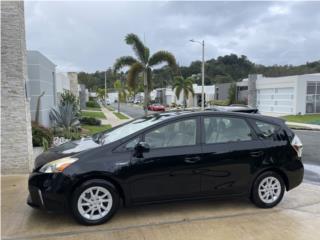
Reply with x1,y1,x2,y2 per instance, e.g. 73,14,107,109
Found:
257,87,294,114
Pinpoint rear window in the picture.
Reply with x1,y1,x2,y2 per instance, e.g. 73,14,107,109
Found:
253,120,279,138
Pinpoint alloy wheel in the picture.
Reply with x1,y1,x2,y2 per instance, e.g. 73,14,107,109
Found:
258,176,281,204
77,186,113,221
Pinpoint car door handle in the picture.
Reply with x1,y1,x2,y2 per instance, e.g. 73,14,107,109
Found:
250,151,264,157
184,156,201,163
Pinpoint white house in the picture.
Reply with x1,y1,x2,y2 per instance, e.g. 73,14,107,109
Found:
150,84,215,107
237,73,320,116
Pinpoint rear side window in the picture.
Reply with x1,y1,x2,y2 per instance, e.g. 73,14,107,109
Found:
204,117,253,144
253,120,279,139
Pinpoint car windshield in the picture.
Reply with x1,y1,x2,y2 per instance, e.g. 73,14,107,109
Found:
98,114,174,145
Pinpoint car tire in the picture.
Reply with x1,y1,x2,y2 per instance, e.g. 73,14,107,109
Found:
251,171,285,208
71,179,120,225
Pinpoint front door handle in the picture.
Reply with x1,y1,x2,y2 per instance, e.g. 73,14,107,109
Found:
250,151,264,157
184,156,201,163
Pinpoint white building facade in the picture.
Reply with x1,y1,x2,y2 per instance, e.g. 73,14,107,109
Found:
237,73,320,116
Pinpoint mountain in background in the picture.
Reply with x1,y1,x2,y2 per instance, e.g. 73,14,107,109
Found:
78,54,320,91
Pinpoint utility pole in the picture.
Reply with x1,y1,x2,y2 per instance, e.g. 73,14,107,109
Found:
104,70,107,102
201,40,205,111
190,39,205,111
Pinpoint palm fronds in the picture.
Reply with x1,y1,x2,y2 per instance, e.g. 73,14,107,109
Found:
149,51,177,68
113,56,137,72
127,62,144,89
125,33,149,64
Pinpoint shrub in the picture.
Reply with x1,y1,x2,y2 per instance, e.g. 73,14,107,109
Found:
86,100,100,108
32,122,53,147
80,117,101,126
207,99,230,106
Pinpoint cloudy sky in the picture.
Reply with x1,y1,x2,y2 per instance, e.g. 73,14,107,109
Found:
25,1,320,72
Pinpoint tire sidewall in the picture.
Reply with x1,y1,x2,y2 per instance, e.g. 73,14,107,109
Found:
252,171,285,208
71,179,119,225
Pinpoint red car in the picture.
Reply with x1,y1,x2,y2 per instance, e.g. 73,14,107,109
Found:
148,103,165,112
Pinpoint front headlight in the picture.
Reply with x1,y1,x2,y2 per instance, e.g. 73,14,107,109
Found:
39,157,78,173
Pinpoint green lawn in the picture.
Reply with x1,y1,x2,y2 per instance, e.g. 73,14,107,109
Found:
81,124,112,135
282,114,320,125
85,106,101,111
113,111,129,119
81,111,106,119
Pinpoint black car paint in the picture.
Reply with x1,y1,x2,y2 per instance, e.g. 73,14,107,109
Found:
28,111,303,211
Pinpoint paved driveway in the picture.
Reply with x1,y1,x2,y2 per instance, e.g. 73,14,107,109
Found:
2,175,320,240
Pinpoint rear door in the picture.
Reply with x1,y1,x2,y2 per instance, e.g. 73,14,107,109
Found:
200,115,266,195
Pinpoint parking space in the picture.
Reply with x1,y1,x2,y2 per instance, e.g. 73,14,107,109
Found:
2,175,320,240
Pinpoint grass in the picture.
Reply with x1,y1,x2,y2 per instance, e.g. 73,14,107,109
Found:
81,111,106,119
281,114,320,125
113,111,129,119
85,106,101,111
81,124,112,135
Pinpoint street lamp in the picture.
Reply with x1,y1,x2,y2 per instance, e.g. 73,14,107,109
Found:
190,39,205,111
104,70,107,101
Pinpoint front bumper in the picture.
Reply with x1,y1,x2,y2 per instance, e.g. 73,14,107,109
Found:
27,172,73,211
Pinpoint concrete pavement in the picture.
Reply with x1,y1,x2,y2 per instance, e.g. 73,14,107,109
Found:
101,106,131,127
1,175,320,240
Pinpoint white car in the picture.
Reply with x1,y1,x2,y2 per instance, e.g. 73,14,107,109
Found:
105,99,111,105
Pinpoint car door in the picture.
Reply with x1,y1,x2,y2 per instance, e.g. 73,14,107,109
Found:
128,117,202,203
200,115,266,196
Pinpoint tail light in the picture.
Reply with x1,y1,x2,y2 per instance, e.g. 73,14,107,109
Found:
291,135,303,158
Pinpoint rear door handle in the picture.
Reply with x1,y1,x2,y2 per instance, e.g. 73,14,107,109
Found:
184,156,201,163
250,151,264,157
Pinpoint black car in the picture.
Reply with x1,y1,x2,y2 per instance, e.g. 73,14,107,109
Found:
28,111,304,225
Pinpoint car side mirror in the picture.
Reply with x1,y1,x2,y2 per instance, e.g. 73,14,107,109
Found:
134,141,150,154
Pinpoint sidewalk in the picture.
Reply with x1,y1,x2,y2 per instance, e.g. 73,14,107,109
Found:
2,174,320,240
101,106,132,127
286,121,320,130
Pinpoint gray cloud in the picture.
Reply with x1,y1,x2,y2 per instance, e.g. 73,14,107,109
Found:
25,1,320,72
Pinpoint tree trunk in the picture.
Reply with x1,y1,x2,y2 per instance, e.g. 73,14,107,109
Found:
143,69,148,116
118,93,120,113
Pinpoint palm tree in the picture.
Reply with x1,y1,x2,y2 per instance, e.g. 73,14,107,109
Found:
113,80,128,113
172,76,194,108
114,33,177,115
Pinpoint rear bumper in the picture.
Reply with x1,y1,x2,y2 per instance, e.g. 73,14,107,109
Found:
285,159,304,191
27,172,73,211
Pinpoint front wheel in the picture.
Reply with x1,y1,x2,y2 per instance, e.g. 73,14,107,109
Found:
71,179,120,225
251,171,285,208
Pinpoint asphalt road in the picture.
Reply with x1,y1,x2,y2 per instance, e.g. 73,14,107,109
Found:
115,103,320,184
111,103,153,118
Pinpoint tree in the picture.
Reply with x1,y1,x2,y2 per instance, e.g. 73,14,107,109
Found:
96,88,107,101
172,76,194,108
114,33,177,115
113,80,128,113
228,82,237,104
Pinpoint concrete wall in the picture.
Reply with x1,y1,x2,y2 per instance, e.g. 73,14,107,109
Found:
68,72,79,98
1,1,33,173
56,72,70,104
26,51,56,127
215,83,231,100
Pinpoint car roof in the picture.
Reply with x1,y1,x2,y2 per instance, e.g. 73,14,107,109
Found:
150,110,284,126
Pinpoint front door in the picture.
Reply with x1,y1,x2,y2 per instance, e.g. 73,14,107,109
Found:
128,117,201,203
200,115,265,195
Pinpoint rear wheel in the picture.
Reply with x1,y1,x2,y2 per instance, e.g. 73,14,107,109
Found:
71,179,119,225
251,171,285,208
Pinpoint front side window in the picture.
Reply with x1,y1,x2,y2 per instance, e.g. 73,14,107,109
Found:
145,119,197,149
204,117,253,144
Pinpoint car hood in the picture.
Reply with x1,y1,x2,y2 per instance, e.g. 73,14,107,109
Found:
34,137,101,170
